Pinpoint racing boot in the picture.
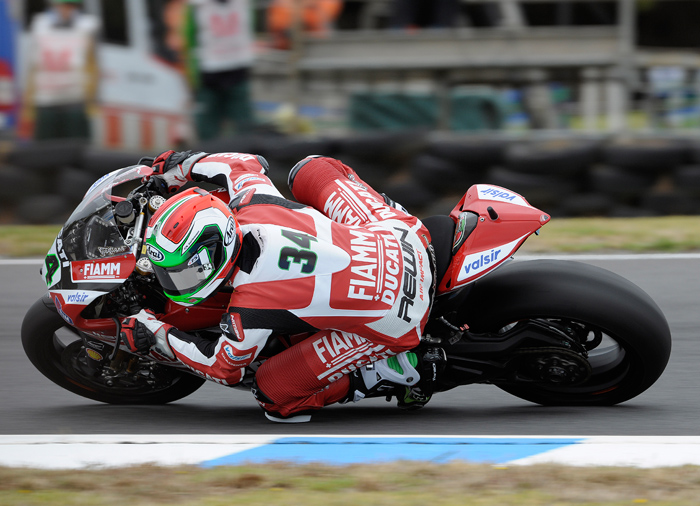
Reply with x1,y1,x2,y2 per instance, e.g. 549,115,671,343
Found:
396,347,447,410
344,352,422,403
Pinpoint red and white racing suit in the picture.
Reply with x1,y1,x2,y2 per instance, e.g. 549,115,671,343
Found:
162,153,434,417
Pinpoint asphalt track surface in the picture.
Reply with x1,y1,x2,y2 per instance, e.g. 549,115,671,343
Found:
1,256,698,436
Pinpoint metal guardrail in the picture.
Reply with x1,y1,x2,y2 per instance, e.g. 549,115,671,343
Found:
251,0,700,132
296,27,621,71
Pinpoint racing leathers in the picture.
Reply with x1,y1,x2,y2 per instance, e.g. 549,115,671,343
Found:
131,151,434,420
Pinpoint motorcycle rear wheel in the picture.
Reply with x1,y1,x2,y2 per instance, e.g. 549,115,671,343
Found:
21,295,205,404
460,260,672,406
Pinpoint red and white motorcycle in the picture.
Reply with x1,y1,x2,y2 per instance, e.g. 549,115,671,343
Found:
22,163,672,407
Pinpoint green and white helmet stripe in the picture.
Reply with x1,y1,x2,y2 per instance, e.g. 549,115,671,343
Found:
145,191,241,306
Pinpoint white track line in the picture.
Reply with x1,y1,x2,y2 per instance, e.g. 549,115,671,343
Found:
0,258,44,265
2,435,700,469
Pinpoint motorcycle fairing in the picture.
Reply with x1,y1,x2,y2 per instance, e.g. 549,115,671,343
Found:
454,232,530,283
438,184,549,293
41,165,154,294
42,229,64,289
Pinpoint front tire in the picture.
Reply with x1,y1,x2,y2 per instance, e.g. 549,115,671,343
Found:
459,260,672,405
21,295,205,404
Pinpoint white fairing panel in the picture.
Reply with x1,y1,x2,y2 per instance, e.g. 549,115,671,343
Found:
456,233,529,283
475,185,533,208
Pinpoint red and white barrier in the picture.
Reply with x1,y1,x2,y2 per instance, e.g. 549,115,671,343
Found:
95,106,189,151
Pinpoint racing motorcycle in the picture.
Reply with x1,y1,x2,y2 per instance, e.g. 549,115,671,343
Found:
21,162,672,408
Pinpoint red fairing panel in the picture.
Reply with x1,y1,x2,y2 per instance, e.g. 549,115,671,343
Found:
439,184,550,293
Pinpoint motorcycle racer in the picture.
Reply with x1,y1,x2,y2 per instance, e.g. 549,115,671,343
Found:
121,149,439,422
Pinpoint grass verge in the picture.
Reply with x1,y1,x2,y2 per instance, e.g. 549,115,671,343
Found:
1,462,700,505
0,225,62,258
520,215,700,254
3,216,700,258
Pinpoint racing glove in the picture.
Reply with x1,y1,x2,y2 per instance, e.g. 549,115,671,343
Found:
121,309,175,359
150,150,209,193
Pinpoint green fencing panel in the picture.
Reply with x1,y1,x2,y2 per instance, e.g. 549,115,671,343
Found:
349,92,439,131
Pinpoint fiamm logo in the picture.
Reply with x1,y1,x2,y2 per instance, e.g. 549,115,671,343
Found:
84,262,121,278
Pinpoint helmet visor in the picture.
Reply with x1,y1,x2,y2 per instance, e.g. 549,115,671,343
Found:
152,235,225,298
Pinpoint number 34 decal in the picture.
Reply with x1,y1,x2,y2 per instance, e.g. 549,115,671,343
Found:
278,229,317,274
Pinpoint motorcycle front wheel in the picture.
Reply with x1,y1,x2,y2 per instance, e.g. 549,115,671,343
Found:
459,260,672,406
21,295,205,404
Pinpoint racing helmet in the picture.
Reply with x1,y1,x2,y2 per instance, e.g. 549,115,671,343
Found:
144,188,242,306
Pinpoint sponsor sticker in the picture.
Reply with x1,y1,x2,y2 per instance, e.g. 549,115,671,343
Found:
85,171,116,196
146,244,165,263
54,296,74,325
44,254,60,288
224,217,237,246
97,245,129,257
219,312,244,342
71,257,133,283
86,348,103,361
65,291,90,303
222,345,252,363
218,153,256,161
457,234,528,282
452,212,474,255
476,185,530,207
234,175,266,190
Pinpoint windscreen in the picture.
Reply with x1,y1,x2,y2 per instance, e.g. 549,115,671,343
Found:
60,165,148,262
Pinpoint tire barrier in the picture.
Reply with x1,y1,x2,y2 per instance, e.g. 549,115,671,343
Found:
589,165,656,201
6,139,87,173
505,138,600,178
426,135,505,170
410,154,475,194
2,133,700,224
15,194,71,224
603,137,688,176
81,148,142,177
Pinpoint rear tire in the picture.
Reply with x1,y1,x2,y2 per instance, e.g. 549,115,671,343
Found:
459,260,672,405
21,295,205,404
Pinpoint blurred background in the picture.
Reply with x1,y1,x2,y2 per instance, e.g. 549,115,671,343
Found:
2,0,700,224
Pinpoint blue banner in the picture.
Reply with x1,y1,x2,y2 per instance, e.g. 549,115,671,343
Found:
0,0,18,129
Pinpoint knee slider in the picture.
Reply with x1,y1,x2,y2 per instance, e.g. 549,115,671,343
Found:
287,155,322,193
251,376,276,405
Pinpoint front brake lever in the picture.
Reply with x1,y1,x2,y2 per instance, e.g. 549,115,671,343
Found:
109,317,122,361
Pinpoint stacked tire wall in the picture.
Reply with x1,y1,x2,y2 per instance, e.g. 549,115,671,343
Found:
2,132,700,224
